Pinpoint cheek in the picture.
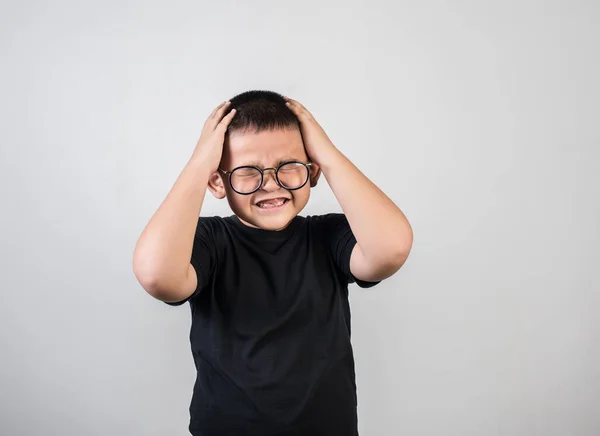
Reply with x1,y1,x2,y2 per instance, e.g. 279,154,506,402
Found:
224,187,252,211
232,195,252,209
291,186,310,205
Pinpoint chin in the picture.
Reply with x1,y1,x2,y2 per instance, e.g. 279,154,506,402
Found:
236,201,300,231
230,193,309,230
250,212,295,231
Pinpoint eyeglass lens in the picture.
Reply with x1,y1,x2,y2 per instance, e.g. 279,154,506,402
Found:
230,162,309,194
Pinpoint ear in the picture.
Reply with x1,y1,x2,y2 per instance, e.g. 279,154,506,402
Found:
309,162,322,187
207,171,227,199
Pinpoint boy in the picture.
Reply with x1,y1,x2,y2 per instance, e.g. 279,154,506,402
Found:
133,90,413,435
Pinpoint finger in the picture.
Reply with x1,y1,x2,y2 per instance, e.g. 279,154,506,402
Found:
286,99,304,112
285,101,303,118
204,102,228,128
286,100,310,119
208,101,226,117
211,101,231,119
216,108,236,131
207,102,233,130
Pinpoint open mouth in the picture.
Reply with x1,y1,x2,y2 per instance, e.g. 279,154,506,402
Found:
255,198,290,209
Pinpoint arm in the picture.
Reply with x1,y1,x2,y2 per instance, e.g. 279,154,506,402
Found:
320,148,413,282
132,158,211,302
132,101,236,302
284,97,413,282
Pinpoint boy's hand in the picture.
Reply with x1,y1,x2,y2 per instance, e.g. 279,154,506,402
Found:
284,97,413,282
191,101,237,171
283,96,338,166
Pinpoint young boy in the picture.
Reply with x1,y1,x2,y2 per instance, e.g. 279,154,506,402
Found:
133,90,413,435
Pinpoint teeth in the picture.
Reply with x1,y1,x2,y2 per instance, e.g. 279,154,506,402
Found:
258,199,286,208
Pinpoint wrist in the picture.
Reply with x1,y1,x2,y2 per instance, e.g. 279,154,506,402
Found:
186,154,216,181
315,145,344,173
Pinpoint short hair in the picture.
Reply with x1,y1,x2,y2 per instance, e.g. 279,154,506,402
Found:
225,90,299,135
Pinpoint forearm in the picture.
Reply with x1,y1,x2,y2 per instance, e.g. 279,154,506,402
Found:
320,147,413,265
133,154,212,294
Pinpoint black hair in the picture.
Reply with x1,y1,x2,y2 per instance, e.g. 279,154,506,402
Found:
225,90,299,135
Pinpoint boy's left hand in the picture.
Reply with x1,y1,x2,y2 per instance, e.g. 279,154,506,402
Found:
283,96,338,166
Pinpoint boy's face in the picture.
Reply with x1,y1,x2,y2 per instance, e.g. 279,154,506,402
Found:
208,127,321,231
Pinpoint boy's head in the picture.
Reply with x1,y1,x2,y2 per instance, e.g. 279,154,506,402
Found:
207,90,321,231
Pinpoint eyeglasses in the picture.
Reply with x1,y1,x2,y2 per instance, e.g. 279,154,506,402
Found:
218,160,312,195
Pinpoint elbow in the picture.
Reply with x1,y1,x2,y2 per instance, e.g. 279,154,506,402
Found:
396,227,413,265
366,249,410,280
382,251,409,276
132,252,190,302
385,234,413,273
132,259,162,298
132,251,170,299
133,269,180,301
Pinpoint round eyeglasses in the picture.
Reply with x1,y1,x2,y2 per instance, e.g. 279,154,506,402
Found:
218,160,312,195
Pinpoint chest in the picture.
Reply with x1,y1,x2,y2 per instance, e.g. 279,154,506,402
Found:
207,236,346,331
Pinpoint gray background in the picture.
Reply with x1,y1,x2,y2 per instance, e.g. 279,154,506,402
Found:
1,0,599,435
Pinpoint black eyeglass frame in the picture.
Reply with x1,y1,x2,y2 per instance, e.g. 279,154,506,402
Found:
218,160,313,195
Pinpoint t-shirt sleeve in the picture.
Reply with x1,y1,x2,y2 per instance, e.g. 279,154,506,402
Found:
316,213,381,289
164,216,216,306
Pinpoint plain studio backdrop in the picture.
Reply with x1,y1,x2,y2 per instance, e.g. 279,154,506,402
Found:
1,1,599,435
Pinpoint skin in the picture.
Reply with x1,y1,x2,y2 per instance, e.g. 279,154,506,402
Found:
207,126,321,231
211,96,413,282
133,97,413,303
281,97,413,282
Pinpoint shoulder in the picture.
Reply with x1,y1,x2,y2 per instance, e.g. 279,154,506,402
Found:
304,213,350,234
196,215,235,231
304,212,347,226
192,215,238,246
197,215,227,225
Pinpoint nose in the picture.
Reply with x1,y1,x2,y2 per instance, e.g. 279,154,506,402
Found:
261,168,280,192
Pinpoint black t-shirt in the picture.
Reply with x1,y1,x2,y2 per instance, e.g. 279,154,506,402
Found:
166,213,380,436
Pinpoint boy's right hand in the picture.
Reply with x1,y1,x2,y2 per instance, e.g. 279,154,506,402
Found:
191,101,236,172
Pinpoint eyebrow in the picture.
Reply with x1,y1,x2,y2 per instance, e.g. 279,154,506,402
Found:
242,157,301,167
